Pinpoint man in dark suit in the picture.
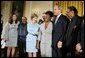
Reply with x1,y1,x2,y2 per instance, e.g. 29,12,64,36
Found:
63,6,81,57
52,5,69,57
18,16,28,57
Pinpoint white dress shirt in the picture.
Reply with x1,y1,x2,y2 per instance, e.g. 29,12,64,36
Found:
54,13,62,24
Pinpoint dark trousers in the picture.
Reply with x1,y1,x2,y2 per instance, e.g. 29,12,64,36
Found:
62,45,75,57
1,47,7,57
18,39,26,57
52,48,62,57
37,49,41,57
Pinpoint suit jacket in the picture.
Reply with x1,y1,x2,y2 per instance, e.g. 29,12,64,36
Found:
18,22,28,41
77,19,84,49
64,15,81,48
52,14,69,49
80,20,84,49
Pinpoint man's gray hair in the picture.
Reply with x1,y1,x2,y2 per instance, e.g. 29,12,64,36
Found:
58,5,62,10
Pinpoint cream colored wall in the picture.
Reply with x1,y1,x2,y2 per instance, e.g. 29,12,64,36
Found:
23,1,32,22
1,1,12,26
23,1,53,22
1,1,53,23
1,1,12,38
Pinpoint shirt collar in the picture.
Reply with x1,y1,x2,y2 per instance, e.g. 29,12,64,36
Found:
57,13,62,18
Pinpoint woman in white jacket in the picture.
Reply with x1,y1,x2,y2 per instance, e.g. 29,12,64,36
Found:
37,11,53,57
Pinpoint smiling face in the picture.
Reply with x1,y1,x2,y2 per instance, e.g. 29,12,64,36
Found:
31,13,38,23
42,13,46,20
22,17,27,24
44,14,51,22
12,14,17,21
32,16,38,23
66,9,73,19
53,6,61,16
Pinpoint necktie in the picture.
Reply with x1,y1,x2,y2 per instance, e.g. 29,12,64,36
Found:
54,16,58,24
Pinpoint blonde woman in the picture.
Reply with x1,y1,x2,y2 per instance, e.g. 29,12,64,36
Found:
26,13,40,57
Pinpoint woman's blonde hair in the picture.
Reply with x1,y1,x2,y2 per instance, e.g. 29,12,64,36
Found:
31,13,38,19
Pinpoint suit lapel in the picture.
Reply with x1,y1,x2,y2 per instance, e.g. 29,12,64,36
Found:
66,16,76,39
54,15,62,26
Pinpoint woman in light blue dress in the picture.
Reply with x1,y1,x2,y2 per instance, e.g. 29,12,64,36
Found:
26,13,40,57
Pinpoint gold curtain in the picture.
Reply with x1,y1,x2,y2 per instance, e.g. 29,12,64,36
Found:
53,1,84,16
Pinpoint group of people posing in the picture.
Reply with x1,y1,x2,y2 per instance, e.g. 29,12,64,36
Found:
1,5,84,57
